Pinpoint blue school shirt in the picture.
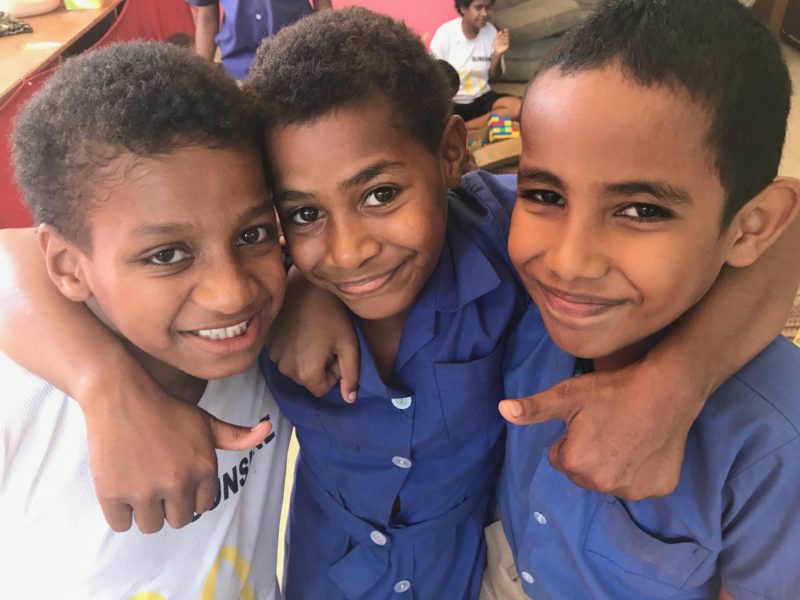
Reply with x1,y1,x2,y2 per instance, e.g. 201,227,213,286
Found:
498,307,800,599
185,0,313,79
263,172,526,599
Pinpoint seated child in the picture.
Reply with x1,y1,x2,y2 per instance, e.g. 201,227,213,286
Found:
0,41,291,597
0,7,796,600
431,0,522,129
495,0,800,597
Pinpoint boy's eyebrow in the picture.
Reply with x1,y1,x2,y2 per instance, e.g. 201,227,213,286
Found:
131,204,274,237
517,168,564,189
605,181,693,206
339,160,406,191
273,160,407,205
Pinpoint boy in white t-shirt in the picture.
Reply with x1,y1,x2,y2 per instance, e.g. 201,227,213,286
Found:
0,41,291,599
431,0,522,129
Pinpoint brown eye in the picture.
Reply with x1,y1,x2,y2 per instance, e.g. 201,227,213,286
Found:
238,226,269,245
364,186,397,206
291,206,320,225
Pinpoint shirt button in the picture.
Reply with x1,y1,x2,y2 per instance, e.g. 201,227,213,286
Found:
391,396,412,410
393,580,411,593
370,530,387,546
533,511,547,525
392,456,412,469
255,13,262,20
521,570,535,584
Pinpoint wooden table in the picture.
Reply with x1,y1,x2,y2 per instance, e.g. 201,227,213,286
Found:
0,0,122,103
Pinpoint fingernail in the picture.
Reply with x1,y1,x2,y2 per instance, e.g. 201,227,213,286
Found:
504,401,522,418
347,391,357,403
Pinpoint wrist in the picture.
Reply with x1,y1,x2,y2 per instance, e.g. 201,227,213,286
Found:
72,345,148,413
640,344,712,420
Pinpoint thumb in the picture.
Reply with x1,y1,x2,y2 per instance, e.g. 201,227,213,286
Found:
208,414,272,451
335,341,361,404
499,379,581,425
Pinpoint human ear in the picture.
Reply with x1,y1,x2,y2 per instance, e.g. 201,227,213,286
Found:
439,115,468,187
37,225,93,302
725,177,800,268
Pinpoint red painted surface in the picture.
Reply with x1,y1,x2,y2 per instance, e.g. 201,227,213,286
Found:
335,0,457,46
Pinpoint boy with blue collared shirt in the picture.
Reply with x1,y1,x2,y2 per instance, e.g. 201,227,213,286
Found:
496,0,800,597
0,6,797,600
189,0,331,80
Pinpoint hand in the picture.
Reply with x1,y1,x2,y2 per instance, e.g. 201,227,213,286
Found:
499,360,697,500
266,270,360,401
493,29,510,56
83,375,271,533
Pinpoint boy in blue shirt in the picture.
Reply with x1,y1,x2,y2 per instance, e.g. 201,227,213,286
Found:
0,7,797,599
496,0,800,597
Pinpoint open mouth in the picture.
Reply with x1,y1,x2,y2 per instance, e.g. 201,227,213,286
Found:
191,319,250,341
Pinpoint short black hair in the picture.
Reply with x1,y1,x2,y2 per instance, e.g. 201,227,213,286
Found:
455,0,493,16
12,41,262,247
531,0,792,224
245,7,451,154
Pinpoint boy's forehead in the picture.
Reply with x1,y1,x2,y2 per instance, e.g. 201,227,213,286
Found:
520,66,722,197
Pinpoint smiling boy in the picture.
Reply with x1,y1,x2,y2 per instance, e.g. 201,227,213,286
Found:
0,7,797,600
0,42,290,597
496,0,800,597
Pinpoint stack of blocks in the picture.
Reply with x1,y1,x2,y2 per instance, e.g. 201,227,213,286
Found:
487,113,520,142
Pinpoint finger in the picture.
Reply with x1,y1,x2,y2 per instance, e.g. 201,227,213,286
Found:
195,473,219,514
498,384,580,425
163,488,197,529
99,499,134,532
132,497,167,534
547,436,566,474
210,415,272,451
334,339,361,403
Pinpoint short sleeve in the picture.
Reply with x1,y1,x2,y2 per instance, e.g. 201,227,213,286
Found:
719,438,800,599
185,0,217,7
429,25,448,60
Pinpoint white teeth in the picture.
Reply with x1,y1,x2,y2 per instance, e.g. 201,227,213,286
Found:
194,320,249,340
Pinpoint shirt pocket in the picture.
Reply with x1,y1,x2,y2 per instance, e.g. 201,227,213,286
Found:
584,496,712,597
433,340,505,440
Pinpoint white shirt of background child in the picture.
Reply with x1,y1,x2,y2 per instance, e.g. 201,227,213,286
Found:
431,16,503,104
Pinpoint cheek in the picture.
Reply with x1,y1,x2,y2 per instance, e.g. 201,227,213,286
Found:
508,210,549,273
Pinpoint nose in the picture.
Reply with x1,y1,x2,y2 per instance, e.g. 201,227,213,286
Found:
192,253,260,316
542,215,610,282
325,215,381,271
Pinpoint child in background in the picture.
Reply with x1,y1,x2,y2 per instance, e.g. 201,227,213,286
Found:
0,7,797,600
431,0,522,129
0,41,291,598
496,0,800,597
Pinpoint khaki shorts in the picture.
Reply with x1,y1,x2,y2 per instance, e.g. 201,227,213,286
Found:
479,520,530,600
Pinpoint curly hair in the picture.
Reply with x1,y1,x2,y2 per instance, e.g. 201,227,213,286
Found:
244,7,452,155
12,41,262,247
533,0,792,225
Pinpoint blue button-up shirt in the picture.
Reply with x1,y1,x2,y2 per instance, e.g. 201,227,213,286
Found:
499,307,800,599
186,0,313,79
263,172,526,599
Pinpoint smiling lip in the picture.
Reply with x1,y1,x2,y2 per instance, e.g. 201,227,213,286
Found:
333,263,405,298
181,312,262,356
537,281,626,319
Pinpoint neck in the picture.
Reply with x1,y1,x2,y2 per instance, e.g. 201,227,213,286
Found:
589,338,651,372
461,18,479,39
359,308,411,381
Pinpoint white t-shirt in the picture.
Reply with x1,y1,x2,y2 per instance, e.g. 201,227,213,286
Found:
430,17,503,104
0,353,291,600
